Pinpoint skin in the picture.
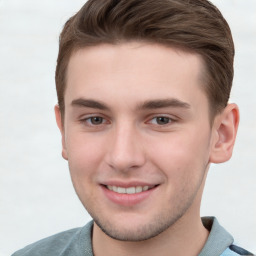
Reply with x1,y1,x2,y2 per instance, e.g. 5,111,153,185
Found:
55,42,239,256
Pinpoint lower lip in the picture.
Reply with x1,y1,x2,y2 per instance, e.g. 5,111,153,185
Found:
101,185,158,206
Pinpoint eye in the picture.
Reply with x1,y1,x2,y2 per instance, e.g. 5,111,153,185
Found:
155,117,171,125
82,116,108,126
89,116,104,125
148,116,173,125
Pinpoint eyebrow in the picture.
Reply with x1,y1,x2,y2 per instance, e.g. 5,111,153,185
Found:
71,98,110,110
137,98,191,110
71,98,191,111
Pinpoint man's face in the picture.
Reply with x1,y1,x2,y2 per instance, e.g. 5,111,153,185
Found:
58,42,217,241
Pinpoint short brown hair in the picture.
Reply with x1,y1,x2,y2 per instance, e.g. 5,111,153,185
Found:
55,0,234,119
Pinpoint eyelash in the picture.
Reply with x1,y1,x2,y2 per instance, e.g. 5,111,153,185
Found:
79,114,177,128
147,116,174,125
80,116,109,126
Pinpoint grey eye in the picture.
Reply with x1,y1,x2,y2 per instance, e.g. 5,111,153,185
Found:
156,117,170,125
90,116,104,125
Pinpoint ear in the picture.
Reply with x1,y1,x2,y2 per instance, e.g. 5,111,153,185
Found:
54,105,68,160
210,103,239,163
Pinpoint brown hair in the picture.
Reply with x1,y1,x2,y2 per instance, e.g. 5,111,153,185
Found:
56,0,234,119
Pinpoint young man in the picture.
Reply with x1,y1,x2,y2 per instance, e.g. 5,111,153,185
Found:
12,0,254,255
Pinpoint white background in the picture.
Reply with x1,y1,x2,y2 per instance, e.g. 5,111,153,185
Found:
0,0,255,255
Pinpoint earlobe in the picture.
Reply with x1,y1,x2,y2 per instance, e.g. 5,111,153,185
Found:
54,105,68,160
210,103,239,164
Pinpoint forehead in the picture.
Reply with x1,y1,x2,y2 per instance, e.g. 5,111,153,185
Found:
65,42,207,110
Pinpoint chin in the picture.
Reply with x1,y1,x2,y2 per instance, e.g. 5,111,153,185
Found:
92,209,186,242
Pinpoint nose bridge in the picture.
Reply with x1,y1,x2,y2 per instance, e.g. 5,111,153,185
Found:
107,120,145,171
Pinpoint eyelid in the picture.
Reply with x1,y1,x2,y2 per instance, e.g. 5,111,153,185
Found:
79,114,110,126
145,114,178,127
147,114,177,121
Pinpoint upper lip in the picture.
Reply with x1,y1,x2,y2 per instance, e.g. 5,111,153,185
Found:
101,181,159,188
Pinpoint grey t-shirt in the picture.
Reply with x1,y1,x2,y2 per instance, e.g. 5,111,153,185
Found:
12,217,253,256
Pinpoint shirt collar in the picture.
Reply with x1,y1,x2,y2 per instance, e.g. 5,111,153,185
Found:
199,217,234,256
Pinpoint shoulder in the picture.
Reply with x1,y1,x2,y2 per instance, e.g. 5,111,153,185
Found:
221,245,255,256
11,221,94,256
200,217,254,256
227,245,255,256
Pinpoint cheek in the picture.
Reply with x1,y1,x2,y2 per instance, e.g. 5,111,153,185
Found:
66,135,105,203
66,132,107,179
148,129,211,179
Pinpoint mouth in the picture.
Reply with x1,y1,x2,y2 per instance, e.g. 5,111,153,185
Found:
101,183,159,206
105,185,157,194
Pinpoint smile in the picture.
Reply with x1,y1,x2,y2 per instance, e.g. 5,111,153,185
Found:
106,185,155,194
102,184,159,206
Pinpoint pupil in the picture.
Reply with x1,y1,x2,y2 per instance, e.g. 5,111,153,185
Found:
157,117,169,124
91,117,103,124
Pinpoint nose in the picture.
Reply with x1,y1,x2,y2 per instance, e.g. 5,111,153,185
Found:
106,122,146,172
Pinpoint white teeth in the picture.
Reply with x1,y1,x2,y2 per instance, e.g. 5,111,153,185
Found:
143,186,149,191
126,187,136,194
107,185,113,190
117,187,126,194
135,186,143,193
106,185,153,194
